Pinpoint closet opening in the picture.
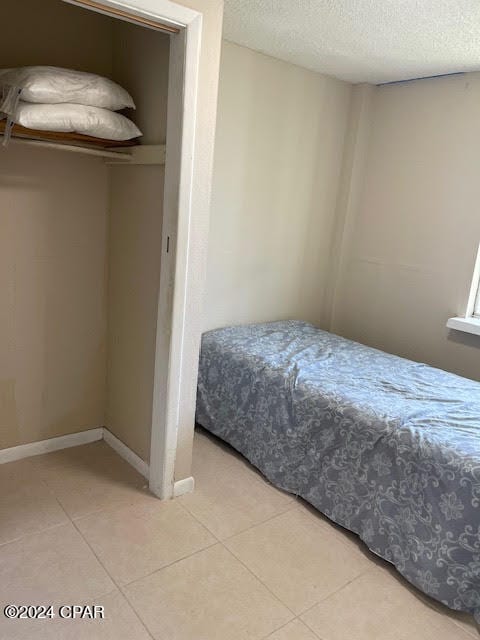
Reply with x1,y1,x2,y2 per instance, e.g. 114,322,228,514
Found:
0,0,203,500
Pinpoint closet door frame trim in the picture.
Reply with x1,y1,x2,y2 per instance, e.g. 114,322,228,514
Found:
63,0,203,500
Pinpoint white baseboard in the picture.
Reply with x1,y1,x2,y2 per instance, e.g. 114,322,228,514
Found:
0,428,103,465
102,428,149,479
173,476,195,497
0,428,187,496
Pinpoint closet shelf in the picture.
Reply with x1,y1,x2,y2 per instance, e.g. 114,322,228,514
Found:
104,144,166,165
0,123,166,164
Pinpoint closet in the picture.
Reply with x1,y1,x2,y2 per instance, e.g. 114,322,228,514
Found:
0,0,172,475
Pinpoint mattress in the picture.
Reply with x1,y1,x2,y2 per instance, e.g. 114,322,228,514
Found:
196,320,480,621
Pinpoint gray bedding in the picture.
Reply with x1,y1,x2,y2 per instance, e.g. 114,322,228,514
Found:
196,320,480,621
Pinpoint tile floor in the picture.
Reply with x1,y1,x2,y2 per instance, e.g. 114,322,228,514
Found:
0,428,478,639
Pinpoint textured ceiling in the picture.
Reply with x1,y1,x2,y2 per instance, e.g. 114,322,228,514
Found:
223,0,480,84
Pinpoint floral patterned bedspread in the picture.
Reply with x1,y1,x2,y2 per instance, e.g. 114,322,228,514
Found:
196,320,480,620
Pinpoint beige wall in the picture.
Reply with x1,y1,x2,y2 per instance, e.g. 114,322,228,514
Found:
204,41,351,330
106,166,165,461
0,0,224,480
332,73,480,381
0,0,114,76
112,22,170,144
106,0,225,476
105,25,169,461
0,145,108,449
0,0,113,450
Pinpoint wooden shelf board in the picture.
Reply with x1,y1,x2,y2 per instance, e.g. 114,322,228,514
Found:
105,144,166,165
0,122,136,160
0,123,165,164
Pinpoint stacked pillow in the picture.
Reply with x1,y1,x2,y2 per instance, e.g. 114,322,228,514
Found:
0,66,142,143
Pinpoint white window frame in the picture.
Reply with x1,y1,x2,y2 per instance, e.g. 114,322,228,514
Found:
474,271,480,318
447,243,480,336
465,243,480,319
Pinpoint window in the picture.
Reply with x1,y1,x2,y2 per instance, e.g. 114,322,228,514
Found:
446,243,480,335
468,242,480,319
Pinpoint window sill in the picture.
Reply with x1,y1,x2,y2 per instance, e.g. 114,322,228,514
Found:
447,316,480,337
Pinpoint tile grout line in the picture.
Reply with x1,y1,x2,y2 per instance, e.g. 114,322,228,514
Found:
112,494,272,635
179,493,297,544
224,533,371,630
300,614,328,640
223,518,374,626
448,623,480,640
9,472,150,634
121,539,220,590
70,519,121,589
298,569,373,621
32,460,219,597
70,497,158,526
142,497,300,631
175,500,222,542
217,506,374,619
184,442,378,624
119,584,157,640
220,503,299,543
0,519,69,549
259,617,295,640
210,434,480,637
4,445,155,637
28,447,144,524
3,442,312,637
413,587,479,638
451,619,480,639
8,439,478,638
194,438,375,558
41,478,74,528
428,606,479,639
199,449,301,509
0,468,73,548
34,450,217,640
175,486,303,618
69,518,156,640
65,487,222,637
170,502,304,635
259,616,324,640
219,541,298,619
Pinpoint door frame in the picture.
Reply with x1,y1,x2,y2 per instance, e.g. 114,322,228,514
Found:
63,0,203,499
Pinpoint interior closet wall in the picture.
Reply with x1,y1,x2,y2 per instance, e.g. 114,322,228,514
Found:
106,23,169,462
105,0,224,477
332,72,480,381
0,0,222,486
106,0,224,478
204,41,352,331
0,0,113,76
0,0,111,450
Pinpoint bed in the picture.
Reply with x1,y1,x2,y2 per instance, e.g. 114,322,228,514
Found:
196,320,480,621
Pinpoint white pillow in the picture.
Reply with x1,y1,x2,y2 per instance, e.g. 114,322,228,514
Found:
14,102,142,141
0,66,135,111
